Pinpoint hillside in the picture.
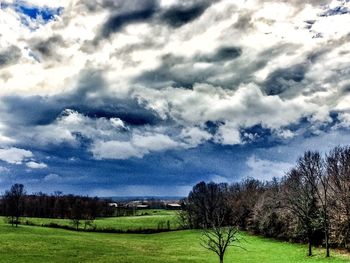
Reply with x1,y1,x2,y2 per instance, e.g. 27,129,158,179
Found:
0,219,349,263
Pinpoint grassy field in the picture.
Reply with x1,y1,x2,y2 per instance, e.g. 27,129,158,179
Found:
0,219,350,262
15,209,180,231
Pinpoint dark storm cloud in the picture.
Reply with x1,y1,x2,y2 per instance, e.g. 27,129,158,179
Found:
98,0,158,40
0,45,21,68
342,84,350,94
135,46,242,89
87,0,214,46
197,47,243,62
263,64,308,96
133,54,185,88
1,96,62,126
78,0,157,13
160,1,210,28
134,43,303,91
0,69,161,130
234,12,254,30
206,44,302,89
306,48,330,63
10,142,249,195
134,56,214,89
260,39,349,98
62,69,162,125
30,35,65,59
135,41,313,96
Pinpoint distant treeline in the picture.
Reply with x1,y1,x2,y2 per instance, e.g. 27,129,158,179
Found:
0,189,114,227
0,187,180,230
181,146,350,256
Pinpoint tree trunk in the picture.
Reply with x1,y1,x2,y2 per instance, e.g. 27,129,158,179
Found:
324,207,330,257
308,237,312,256
325,231,330,257
219,254,224,263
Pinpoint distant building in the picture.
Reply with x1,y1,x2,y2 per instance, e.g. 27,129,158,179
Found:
136,204,150,209
166,203,181,210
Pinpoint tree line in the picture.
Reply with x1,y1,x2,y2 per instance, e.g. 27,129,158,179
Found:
0,186,114,229
181,146,350,258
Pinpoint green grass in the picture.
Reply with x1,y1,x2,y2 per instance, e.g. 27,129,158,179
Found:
13,210,179,231
135,209,177,216
0,220,349,262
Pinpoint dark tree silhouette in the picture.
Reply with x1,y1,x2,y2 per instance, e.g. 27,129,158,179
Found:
4,184,26,227
282,167,319,256
326,146,350,249
300,151,331,257
70,199,83,230
186,181,231,228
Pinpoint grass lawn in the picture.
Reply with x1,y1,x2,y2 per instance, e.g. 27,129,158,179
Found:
13,210,180,231
0,220,349,263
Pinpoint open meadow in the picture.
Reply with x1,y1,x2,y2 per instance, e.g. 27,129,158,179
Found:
0,211,350,263
19,209,180,231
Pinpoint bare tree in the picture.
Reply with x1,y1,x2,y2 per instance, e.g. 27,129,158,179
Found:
201,222,240,263
282,167,319,256
297,151,331,257
200,190,242,263
326,146,350,248
70,199,83,230
228,178,264,230
4,184,26,227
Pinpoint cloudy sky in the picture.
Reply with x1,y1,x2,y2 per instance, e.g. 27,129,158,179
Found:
0,0,349,196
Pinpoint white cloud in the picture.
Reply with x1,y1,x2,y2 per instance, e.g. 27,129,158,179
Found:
44,173,61,182
135,83,319,144
0,133,15,145
131,133,179,152
0,166,10,173
0,0,349,161
90,133,180,160
91,140,143,160
26,161,47,169
17,109,127,147
274,129,295,139
0,147,33,164
180,127,212,147
337,112,350,128
214,123,241,145
246,155,294,181
210,174,229,184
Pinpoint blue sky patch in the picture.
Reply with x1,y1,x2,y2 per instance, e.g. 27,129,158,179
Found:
18,5,63,21
0,1,63,25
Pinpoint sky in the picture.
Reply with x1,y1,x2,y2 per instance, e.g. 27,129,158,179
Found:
0,0,350,196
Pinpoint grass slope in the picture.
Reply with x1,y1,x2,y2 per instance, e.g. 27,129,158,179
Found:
0,221,349,263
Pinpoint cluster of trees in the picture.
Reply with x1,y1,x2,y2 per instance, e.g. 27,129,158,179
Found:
0,184,114,229
179,182,243,263
182,146,350,258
